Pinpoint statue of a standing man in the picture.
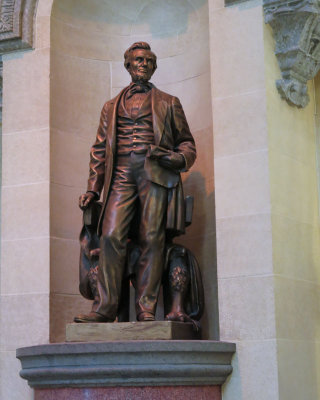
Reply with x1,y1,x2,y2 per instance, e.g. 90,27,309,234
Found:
75,42,196,323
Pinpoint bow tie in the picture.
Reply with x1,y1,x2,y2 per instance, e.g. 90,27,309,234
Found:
126,83,152,99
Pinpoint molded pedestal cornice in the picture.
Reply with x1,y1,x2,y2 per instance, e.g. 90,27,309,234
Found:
264,0,320,108
0,0,38,54
17,341,236,388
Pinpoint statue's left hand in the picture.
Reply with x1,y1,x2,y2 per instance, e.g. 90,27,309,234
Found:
79,192,96,211
158,152,185,171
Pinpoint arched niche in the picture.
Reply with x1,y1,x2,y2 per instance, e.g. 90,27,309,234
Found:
50,0,218,340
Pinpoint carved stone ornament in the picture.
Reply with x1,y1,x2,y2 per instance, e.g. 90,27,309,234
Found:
264,0,320,108
0,0,38,54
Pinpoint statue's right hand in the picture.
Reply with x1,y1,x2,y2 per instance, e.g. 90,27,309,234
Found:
79,192,95,211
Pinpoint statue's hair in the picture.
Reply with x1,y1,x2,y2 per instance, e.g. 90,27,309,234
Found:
124,42,157,71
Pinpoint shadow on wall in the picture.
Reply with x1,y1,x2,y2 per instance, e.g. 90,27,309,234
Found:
178,170,219,340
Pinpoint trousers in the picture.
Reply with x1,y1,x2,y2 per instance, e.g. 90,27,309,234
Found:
92,152,167,319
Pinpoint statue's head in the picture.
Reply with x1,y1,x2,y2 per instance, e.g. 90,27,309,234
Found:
124,42,157,83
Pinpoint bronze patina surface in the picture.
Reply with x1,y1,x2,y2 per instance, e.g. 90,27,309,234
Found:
75,42,202,325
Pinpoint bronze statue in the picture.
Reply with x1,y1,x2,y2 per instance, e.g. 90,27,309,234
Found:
74,42,198,323
77,197,204,327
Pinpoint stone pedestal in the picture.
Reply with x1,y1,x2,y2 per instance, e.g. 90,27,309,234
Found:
17,341,235,400
66,321,200,342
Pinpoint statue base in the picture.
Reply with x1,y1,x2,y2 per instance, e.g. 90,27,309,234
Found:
66,321,200,342
17,340,235,399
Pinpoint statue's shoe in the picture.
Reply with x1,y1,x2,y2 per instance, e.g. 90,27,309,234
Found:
137,312,155,321
74,312,113,323
165,311,188,322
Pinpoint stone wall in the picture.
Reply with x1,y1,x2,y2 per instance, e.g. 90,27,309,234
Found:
265,24,320,398
1,0,320,399
0,1,53,399
209,1,278,398
209,0,320,398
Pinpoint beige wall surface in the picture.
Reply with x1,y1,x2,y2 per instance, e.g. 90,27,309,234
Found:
50,0,218,341
2,0,320,399
209,0,279,399
264,24,320,400
0,1,54,399
209,0,320,397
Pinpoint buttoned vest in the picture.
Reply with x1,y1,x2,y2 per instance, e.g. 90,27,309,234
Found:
116,90,154,155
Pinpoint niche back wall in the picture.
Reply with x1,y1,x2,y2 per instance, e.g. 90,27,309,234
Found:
50,0,218,340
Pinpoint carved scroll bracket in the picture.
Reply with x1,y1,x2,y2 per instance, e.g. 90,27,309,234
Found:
0,0,38,54
263,0,320,108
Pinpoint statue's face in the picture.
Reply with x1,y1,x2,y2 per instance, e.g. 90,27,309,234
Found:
128,49,156,83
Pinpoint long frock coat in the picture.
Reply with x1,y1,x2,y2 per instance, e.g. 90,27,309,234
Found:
87,85,197,236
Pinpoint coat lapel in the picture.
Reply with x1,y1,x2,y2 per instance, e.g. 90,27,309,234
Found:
106,87,128,153
151,87,168,145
